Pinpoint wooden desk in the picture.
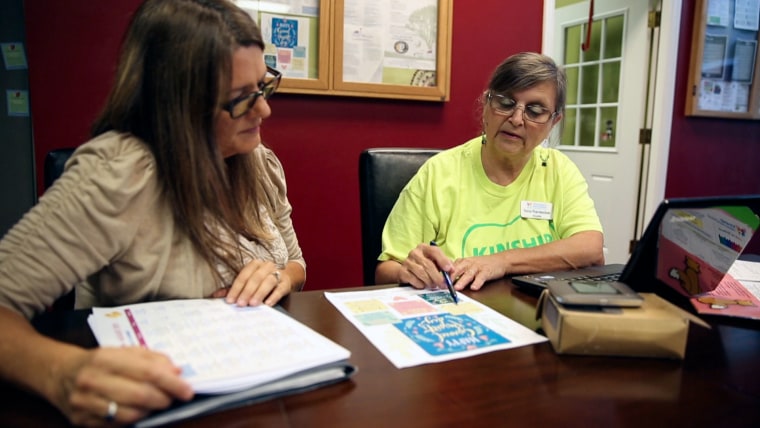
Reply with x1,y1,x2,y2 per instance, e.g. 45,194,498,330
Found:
3,279,760,427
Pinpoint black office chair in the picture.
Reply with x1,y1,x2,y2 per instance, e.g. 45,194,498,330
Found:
43,147,77,311
359,148,441,285
44,147,76,190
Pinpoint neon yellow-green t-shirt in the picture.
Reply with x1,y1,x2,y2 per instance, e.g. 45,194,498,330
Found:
379,137,603,262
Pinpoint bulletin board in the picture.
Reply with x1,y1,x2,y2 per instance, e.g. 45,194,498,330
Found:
235,0,452,102
685,0,760,118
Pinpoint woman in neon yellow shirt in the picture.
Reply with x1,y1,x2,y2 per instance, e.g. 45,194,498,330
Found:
376,52,605,291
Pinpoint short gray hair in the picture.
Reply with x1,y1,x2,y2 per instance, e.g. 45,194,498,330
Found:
487,52,566,114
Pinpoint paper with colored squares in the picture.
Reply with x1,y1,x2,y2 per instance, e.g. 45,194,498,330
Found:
325,287,547,368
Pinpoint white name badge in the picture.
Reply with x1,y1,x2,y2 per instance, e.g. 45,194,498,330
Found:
521,200,554,220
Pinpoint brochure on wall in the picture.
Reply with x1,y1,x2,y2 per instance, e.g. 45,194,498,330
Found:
701,34,728,78
698,79,751,112
707,0,730,26
734,0,760,31
1,42,27,70
731,39,757,82
324,287,547,369
232,0,319,79
342,0,438,85
260,13,311,78
6,89,29,117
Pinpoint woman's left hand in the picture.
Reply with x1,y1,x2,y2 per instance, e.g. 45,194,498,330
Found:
210,260,290,306
451,254,507,291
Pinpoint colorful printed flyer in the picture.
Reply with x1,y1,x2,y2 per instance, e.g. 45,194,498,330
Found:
1,43,27,70
687,259,760,320
325,287,547,368
6,89,29,117
656,206,758,296
690,273,760,320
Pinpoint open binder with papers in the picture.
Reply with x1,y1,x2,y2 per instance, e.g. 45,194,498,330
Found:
87,298,355,427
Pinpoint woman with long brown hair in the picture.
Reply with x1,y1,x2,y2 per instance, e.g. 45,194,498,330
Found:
0,0,304,424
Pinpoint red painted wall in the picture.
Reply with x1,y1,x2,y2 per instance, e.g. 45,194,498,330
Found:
25,1,543,290
24,1,760,289
25,1,135,186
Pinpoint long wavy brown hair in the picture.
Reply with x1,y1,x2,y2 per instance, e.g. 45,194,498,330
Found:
91,0,272,284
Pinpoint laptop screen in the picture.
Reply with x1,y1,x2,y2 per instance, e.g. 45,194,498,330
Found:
622,195,760,298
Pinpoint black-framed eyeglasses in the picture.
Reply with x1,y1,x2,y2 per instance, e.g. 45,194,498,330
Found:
222,66,282,119
487,91,557,124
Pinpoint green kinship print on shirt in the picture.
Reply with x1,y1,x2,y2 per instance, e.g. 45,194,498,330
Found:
460,217,556,258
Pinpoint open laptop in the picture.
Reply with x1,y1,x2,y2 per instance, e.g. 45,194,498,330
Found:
512,195,760,300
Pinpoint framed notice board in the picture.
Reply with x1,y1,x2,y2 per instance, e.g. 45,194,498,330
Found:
235,0,452,102
685,0,760,118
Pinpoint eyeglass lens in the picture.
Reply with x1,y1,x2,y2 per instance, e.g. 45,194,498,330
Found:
229,68,281,118
489,93,553,123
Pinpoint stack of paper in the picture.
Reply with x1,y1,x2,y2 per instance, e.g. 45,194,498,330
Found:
88,299,354,426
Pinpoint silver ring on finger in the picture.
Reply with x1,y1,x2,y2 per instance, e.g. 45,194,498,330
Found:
272,270,281,283
105,400,118,422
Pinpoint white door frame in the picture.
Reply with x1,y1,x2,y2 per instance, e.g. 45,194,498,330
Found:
542,0,681,226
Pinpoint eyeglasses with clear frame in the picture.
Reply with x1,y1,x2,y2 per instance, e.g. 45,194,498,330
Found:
487,91,557,124
222,66,282,119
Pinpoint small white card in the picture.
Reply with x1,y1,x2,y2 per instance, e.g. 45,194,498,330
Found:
520,200,553,220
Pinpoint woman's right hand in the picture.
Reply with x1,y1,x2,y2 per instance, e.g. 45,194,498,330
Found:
54,346,194,426
398,242,454,290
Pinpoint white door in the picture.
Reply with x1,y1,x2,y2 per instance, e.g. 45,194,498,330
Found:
543,0,650,264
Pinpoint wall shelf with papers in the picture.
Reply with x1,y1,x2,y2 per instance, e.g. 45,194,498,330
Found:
237,0,452,102
685,0,760,119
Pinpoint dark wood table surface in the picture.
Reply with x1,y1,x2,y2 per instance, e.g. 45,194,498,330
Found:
3,279,760,427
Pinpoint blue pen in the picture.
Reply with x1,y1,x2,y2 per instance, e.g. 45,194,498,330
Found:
429,241,458,304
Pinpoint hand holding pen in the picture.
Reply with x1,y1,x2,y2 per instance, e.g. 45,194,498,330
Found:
429,241,458,304
393,241,457,301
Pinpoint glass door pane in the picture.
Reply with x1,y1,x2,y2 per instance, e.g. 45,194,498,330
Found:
561,13,625,150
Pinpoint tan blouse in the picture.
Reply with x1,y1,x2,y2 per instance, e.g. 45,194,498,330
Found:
0,131,305,319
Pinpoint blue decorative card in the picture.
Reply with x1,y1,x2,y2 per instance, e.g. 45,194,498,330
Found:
394,314,510,356
271,18,298,48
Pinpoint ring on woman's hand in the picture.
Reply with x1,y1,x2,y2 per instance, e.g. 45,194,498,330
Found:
105,400,118,422
272,270,281,283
